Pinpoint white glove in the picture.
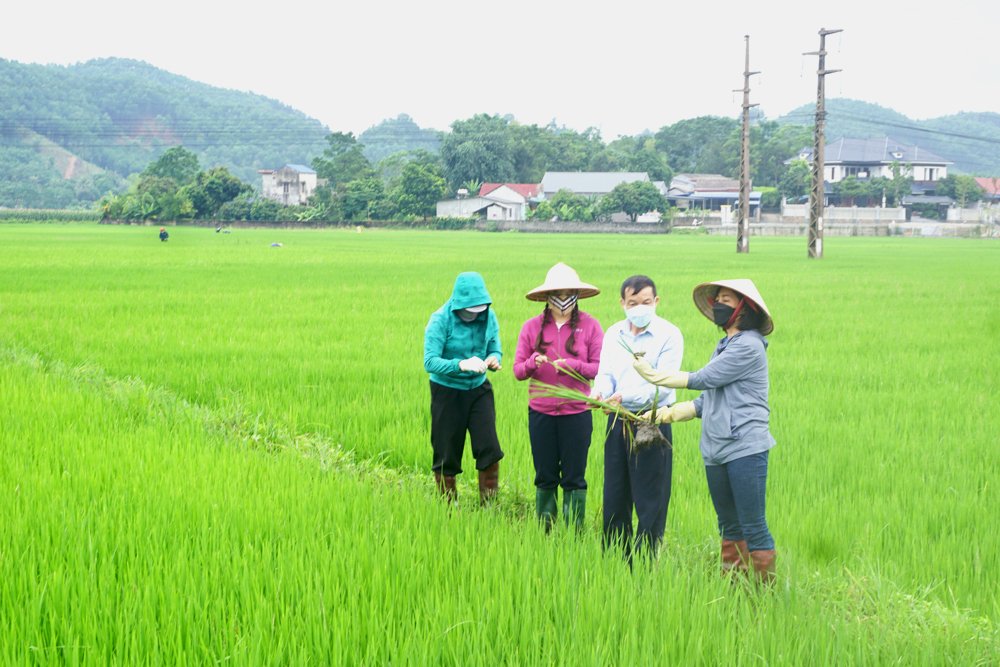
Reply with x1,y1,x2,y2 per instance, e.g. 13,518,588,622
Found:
633,358,689,388
669,401,697,422
459,356,488,373
637,401,697,425
637,408,673,425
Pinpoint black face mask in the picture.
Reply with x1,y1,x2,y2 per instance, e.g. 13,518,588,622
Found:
712,302,735,327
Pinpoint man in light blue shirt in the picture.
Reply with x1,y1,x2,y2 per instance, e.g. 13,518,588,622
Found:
592,275,683,562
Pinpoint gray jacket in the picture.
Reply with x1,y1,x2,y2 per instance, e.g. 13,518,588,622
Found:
689,330,775,465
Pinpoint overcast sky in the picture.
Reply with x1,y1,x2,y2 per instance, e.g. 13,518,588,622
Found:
6,0,999,139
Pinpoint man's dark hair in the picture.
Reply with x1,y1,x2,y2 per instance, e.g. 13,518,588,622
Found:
620,275,657,299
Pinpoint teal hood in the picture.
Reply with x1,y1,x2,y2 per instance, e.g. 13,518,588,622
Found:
424,272,502,390
449,272,492,311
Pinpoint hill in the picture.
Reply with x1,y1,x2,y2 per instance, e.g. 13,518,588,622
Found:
2,57,998,209
0,57,331,208
773,99,1000,175
358,114,442,163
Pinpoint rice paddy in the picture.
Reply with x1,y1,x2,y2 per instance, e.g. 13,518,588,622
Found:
1,223,997,664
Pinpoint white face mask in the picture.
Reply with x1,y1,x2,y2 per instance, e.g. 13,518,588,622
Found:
625,304,655,329
457,307,485,322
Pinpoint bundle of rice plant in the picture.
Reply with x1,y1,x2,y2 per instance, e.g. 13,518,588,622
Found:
530,379,669,451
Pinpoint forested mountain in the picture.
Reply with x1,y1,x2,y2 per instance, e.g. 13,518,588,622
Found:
2,56,998,210
358,114,442,163
0,57,330,207
774,99,1000,175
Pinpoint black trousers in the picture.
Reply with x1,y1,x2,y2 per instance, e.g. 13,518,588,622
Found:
430,380,504,477
602,415,672,557
528,409,592,491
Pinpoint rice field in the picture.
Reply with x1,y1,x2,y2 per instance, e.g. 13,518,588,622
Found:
1,223,997,665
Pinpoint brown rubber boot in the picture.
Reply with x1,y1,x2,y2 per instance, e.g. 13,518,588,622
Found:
749,549,776,585
434,472,457,503
721,539,750,574
478,462,499,505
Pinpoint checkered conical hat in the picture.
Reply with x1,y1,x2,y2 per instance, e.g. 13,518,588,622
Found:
692,279,773,335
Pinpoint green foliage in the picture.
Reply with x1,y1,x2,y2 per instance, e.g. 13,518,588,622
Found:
530,189,595,222
750,122,813,186
0,58,329,201
0,208,101,222
390,161,447,219
183,167,252,218
339,177,386,221
779,159,811,201
101,158,249,222
833,175,872,206
886,162,913,207
376,149,443,190
142,146,200,185
358,114,442,164
440,114,517,189
597,180,668,221
935,173,983,207
216,193,290,221
312,132,375,188
655,116,740,175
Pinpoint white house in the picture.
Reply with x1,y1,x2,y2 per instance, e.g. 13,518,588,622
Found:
436,183,541,221
258,164,319,206
790,136,952,184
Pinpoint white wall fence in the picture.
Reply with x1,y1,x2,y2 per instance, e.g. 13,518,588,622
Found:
780,204,906,222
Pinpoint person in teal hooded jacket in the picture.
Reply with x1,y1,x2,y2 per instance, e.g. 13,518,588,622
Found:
424,272,504,504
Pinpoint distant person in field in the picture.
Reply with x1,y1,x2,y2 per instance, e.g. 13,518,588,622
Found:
423,271,504,505
591,275,683,564
513,263,604,532
159,227,169,242
633,279,777,584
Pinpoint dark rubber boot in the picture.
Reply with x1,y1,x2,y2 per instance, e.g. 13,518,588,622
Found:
536,487,558,532
563,489,587,531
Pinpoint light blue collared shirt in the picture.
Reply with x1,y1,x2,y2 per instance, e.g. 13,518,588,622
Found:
593,315,684,412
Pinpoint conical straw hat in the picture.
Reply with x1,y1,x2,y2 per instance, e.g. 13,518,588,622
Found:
526,262,600,301
692,279,773,335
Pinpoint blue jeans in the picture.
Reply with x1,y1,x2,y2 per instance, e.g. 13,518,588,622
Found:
704,451,774,552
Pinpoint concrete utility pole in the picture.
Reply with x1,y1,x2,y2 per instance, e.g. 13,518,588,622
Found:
805,28,842,259
735,34,759,254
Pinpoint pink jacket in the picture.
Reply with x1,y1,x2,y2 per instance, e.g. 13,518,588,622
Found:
513,311,604,415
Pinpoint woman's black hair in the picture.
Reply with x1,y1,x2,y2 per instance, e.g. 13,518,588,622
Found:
713,287,766,332
533,303,581,356
736,304,767,332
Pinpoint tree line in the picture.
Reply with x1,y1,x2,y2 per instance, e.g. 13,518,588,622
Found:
99,114,987,224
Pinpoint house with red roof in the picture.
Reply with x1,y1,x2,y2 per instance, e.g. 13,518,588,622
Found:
436,182,541,220
974,177,1000,202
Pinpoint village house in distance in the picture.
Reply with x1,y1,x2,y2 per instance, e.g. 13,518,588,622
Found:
436,171,760,222
258,164,321,206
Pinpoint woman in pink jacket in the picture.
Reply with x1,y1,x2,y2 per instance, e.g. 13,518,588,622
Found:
513,263,604,530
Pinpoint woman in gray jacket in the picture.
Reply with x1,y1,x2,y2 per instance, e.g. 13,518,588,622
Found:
633,279,776,583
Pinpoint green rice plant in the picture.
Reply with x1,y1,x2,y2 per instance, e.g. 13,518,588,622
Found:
0,224,998,664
